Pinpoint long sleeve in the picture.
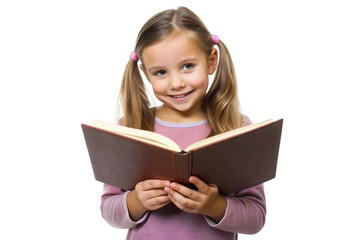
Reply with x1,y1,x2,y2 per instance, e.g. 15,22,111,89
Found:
100,184,149,229
204,184,266,234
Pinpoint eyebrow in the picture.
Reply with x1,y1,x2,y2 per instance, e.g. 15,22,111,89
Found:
180,57,198,64
148,66,164,72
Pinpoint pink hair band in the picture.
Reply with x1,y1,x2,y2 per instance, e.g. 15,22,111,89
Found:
130,51,139,62
211,35,219,44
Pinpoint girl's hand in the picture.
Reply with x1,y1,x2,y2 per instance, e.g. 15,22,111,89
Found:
127,179,171,221
164,176,227,223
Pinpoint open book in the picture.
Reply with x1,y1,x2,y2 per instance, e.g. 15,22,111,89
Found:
82,118,283,194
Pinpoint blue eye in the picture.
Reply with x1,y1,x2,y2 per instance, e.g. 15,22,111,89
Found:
183,63,194,71
154,70,166,77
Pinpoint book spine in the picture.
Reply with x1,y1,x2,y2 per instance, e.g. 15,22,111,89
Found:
172,152,179,183
188,151,197,191
189,151,193,177
174,152,191,186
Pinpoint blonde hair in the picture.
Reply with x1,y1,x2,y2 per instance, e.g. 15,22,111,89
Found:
117,7,245,135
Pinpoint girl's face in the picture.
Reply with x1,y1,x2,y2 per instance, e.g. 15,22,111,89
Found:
141,33,217,122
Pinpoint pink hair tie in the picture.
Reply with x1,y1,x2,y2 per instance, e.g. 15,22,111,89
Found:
211,35,219,45
130,51,139,62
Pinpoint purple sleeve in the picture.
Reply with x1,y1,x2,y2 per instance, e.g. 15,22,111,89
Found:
204,184,266,234
100,184,149,229
243,114,252,125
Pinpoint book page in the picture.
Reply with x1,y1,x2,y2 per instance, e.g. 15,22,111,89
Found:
89,119,181,152
185,119,274,151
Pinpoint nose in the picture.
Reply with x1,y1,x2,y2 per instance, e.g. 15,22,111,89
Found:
169,73,186,89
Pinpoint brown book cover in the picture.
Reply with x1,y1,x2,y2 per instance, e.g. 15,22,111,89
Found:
81,118,283,194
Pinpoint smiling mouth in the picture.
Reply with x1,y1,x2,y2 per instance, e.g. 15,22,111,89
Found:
171,90,194,99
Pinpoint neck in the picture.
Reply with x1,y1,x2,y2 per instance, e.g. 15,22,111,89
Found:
156,105,206,124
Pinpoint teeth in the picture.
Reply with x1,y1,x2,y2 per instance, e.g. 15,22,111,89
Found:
172,91,193,98
174,94,186,98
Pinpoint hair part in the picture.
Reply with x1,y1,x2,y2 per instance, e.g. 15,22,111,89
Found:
117,7,245,134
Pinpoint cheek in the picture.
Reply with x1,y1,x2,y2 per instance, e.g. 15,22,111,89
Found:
150,81,168,95
188,72,209,89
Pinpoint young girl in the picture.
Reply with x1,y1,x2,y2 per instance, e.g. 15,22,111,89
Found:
101,7,266,239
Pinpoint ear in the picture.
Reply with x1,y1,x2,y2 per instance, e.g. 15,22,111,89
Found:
208,48,218,75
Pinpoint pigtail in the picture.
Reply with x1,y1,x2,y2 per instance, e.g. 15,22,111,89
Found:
117,59,155,130
203,40,245,136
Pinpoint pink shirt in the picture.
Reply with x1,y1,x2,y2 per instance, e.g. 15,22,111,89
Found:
101,117,266,239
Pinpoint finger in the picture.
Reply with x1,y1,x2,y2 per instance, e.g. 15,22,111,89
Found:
147,195,171,206
139,189,167,201
136,186,170,208
167,192,197,213
146,196,171,210
166,185,198,209
137,192,170,211
189,176,212,194
145,189,168,199
139,179,170,191
169,182,199,201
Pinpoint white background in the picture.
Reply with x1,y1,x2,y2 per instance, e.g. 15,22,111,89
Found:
1,0,359,239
